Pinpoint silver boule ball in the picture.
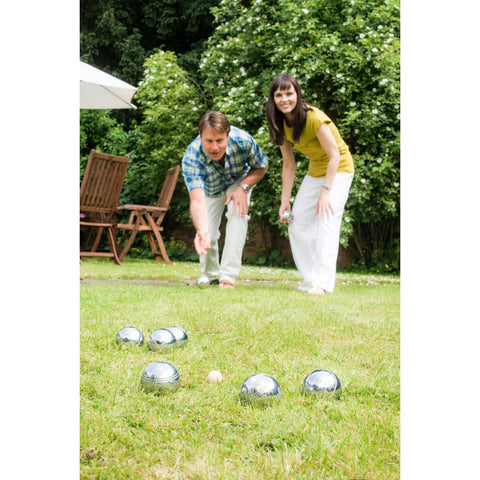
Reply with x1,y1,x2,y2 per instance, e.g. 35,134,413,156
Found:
116,327,144,346
166,326,188,347
281,210,292,221
301,370,342,399
239,373,282,407
140,361,180,394
196,276,210,289
147,329,176,351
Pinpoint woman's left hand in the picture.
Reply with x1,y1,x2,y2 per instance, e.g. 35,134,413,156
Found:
316,190,334,220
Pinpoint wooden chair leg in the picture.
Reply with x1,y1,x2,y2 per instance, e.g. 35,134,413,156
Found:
91,227,104,252
154,231,171,264
106,227,122,265
118,214,144,262
117,211,138,251
119,227,139,262
145,231,158,258
117,230,128,252
145,214,172,264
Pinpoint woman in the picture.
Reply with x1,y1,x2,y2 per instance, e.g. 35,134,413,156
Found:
266,74,354,295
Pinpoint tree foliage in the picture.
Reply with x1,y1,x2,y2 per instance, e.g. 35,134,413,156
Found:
80,0,221,84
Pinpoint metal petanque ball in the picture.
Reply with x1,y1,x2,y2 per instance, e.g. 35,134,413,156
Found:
196,276,210,289
116,327,144,347
166,326,188,347
140,361,180,394
301,370,342,399
281,210,293,221
239,373,282,407
147,329,176,351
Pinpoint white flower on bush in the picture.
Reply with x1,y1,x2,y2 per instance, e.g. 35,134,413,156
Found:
302,8,309,14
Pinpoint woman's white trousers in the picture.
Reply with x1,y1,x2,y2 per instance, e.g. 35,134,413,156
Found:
289,173,354,292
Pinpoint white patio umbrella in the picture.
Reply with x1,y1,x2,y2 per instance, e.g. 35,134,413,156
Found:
80,61,137,109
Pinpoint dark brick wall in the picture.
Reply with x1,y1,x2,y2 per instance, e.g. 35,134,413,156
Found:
167,220,354,269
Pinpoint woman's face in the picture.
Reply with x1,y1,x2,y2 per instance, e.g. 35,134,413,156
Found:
273,84,297,115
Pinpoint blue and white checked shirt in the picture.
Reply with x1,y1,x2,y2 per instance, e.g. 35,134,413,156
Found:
182,126,268,197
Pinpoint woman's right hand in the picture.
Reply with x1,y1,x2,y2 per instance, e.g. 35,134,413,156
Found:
279,203,293,224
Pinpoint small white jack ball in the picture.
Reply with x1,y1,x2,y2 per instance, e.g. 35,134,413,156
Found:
207,370,223,383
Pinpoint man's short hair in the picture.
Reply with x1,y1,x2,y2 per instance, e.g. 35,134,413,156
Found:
198,111,231,135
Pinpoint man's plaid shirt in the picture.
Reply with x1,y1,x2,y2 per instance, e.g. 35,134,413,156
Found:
182,126,268,198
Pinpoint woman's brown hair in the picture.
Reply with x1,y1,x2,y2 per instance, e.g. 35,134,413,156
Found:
266,74,311,145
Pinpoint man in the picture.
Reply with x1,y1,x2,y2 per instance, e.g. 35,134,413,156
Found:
182,111,268,289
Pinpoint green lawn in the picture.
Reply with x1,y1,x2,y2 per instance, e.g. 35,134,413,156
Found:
80,259,400,479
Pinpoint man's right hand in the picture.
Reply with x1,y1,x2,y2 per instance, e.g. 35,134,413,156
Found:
194,230,211,255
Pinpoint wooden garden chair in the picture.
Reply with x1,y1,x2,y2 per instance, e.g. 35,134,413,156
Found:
80,149,129,264
117,165,180,263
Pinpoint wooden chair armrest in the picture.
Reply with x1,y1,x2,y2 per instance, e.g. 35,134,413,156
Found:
118,205,168,213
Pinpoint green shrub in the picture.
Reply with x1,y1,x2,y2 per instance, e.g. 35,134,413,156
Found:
164,237,198,262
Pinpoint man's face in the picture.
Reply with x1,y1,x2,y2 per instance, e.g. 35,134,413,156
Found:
200,126,229,162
